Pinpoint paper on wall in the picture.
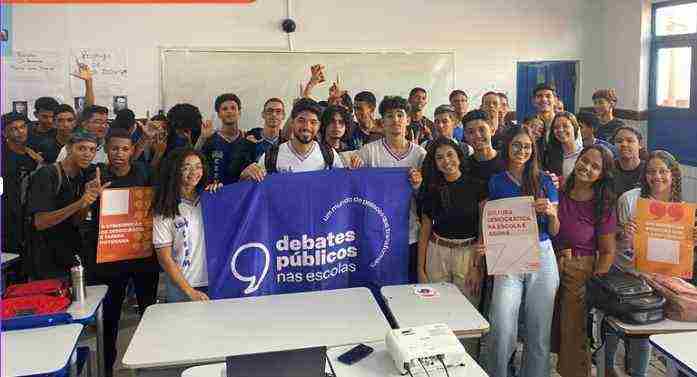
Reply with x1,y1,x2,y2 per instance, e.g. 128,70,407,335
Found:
70,48,128,114
5,49,68,118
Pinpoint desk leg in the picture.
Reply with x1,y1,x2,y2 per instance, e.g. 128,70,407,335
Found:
70,348,78,377
96,304,105,377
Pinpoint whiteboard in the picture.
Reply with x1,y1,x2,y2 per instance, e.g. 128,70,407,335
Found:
161,49,455,130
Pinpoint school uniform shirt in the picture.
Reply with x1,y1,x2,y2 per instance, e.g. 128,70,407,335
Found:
453,124,464,142
347,123,383,150
562,147,583,179
56,143,108,164
408,117,434,144
357,139,427,244
488,171,559,241
247,127,281,161
258,141,344,173
200,131,256,185
153,198,208,288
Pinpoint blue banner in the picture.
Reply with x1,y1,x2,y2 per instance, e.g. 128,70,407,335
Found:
202,168,411,299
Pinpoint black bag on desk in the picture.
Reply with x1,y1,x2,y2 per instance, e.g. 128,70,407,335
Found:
586,271,666,325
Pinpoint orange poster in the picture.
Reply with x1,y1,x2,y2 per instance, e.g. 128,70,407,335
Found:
97,187,154,263
634,198,696,278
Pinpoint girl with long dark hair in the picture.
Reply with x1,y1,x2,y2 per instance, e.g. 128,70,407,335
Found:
152,147,211,302
545,111,582,181
485,126,560,377
554,145,617,377
417,137,488,355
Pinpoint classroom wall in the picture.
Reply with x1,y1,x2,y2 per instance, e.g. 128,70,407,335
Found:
5,0,596,120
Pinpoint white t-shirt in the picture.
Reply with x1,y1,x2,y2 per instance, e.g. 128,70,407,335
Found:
56,143,108,164
615,188,641,270
153,198,208,288
258,141,344,173
562,147,583,179
357,139,427,244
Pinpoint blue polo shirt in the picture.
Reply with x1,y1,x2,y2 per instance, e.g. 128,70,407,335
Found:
488,171,558,241
453,125,464,142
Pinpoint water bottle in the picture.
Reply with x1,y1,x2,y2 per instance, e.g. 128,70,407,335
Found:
70,255,86,305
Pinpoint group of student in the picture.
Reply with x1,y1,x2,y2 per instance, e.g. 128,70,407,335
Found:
1,64,688,377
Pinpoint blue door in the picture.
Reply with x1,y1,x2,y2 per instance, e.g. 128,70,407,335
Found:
516,61,578,121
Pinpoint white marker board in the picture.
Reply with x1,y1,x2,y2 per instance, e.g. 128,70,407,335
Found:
161,49,455,130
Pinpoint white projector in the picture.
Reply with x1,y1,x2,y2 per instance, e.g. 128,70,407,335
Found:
385,323,467,375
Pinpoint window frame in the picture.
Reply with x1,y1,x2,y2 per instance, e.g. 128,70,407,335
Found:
650,0,697,114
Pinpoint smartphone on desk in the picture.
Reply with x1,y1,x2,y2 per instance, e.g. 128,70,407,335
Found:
337,343,374,365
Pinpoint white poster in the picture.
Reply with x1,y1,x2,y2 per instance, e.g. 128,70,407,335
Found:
70,48,128,114
483,196,541,275
5,49,68,118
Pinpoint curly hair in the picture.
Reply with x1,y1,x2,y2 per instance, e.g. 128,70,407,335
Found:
563,145,618,225
640,150,682,202
152,147,210,219
320,105,351,144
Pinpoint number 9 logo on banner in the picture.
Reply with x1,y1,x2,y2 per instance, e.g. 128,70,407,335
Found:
230,242,270,294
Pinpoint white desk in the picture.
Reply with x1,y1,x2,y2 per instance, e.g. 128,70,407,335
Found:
592,311,697,377
124,287,391,373
68,284,108,377
181,342,489,377
380,283,489,338
327,341,488,377
651,332,697,377
2,323,83,377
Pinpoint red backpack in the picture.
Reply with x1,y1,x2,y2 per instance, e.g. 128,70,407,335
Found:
2,279,72,319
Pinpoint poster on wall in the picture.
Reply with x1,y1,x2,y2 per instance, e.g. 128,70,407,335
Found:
5,49,68,118
634,198,696,278
70,48,128,115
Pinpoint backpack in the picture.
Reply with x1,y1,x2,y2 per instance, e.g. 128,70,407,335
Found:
586,271,665,324
264,142,335,173
20,163,64,279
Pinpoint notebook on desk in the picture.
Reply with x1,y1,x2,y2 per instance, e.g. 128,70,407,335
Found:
225,346,328,377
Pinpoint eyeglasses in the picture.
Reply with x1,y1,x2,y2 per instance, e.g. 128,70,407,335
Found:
181,164,203,173
510,142,533,152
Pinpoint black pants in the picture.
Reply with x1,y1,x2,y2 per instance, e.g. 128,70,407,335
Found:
100,271,159,376
409,243,418,283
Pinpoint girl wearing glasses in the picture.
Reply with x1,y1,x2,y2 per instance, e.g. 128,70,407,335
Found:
152,147,212,302
484,126,560,377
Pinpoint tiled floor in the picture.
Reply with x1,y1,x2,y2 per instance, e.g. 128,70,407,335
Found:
77,301,668,377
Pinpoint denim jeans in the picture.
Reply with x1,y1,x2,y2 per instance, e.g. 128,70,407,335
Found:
485,239,559,377
605,330,651,376
165,275,208,303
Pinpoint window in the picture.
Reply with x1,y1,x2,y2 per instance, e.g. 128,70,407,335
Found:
656,47,691,108
651,1,697,110
656,3,697,36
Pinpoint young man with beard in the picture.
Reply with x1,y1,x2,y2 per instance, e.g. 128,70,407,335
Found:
196,93,256,184
82,128,159,377
2,112,43,257
449,90,469,142
348,91,383,149
26,129,108,279
57,105,109,164
246,98,286,160
407,87,434,144
241,98,344,180
37,104,77,163
350,96,425,282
